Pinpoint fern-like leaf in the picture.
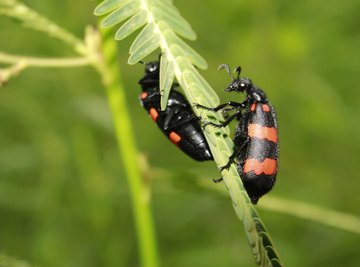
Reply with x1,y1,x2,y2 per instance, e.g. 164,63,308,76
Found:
115,10,148,40
94,0,208,110
95,1,283,266
100,1,141,27
159,53,175,108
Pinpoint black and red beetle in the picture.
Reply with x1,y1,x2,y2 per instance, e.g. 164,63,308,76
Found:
139,61,213,161
195,64,279,203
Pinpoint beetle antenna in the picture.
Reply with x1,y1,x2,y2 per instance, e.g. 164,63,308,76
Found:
218,64,234,81
234,66,241,79
138,60,146,65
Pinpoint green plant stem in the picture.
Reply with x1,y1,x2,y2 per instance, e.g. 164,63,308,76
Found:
259,196,360,234
197,178,360,235
95,28,159,267
0,52,90,67
0,0,85,54
2,1,159,265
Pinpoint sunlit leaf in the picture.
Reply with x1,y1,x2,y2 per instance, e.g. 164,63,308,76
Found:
152,7,196,40
159,51,168,89
128,34,160,64
159,52,169,110
160,60,175,110
129,22,155,53
160,24,206,69
115,10,147,40
101,1,141,28
94,0,127,16
153,0,180,16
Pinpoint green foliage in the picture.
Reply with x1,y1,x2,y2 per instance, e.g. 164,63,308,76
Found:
1,1,160,267
1,1,360,267
94,0,210,110
95,26,160,267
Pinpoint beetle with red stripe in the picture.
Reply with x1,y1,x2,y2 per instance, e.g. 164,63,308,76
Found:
195,64,279,204
138,60,213,161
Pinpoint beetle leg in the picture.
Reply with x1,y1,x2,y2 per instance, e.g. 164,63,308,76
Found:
218,135,249,173
194,101,243,112
202,110,242,129
213,177,223,183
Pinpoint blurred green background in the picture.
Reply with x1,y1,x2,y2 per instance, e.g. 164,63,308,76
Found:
1,0,360,267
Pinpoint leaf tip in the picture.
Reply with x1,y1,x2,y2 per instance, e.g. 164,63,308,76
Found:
127,57,138,65
197,61,208,70
187,31,197,41
93,4,106,16
114,34,123,41
93,9,101,16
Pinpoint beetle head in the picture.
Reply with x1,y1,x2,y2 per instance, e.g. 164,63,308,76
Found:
219,64,253,93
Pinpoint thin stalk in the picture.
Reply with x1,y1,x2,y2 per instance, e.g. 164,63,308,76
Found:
259,196,360,234
198,179,360,235
0,52,90,67
2,1,159,265
95,28,159,267
0,0,85,54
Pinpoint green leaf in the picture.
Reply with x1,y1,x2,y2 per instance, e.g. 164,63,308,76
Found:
175,38,207,69
101,1,141,28
152,7,196,40
159,53,169,110
128,34,160,64
94,0,127,16
181,68,216,105
160,60,175,110
115,10,147,40
152,0,180,16
129,22,156,53
159,51,168,86
160,24,206,69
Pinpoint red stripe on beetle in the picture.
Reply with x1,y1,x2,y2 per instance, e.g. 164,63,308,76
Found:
243,158,277,175
169,131,181,144
248,124,278,142
262,104,270,112
250,103,256,111
140,92,148,100
149,108,158,121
